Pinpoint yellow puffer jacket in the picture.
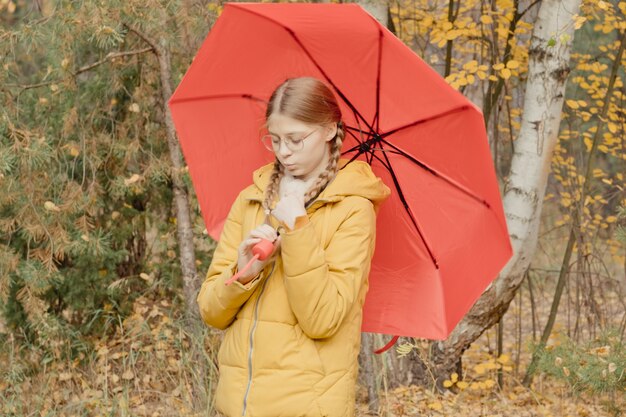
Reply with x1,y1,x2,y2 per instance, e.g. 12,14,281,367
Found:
197,158,391,417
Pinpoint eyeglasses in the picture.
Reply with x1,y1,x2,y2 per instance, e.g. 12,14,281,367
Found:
261,127,320,152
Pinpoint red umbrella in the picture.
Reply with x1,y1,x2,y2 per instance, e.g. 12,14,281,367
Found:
168,2,513,341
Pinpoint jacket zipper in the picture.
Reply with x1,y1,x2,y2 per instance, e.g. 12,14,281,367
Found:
242,260,275,416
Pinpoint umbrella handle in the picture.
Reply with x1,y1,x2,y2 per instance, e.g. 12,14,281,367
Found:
225,239,275,286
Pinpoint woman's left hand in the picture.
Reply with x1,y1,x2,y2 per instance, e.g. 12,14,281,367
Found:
271,177,308,229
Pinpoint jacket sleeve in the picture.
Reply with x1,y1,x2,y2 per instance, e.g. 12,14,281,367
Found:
196,191,263,330
280,196,376,339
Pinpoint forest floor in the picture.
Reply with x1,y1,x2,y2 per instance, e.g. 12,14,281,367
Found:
1,217,624,416
1,279,622,417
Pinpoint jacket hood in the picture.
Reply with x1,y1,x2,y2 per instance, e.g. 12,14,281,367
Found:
242,158,391,211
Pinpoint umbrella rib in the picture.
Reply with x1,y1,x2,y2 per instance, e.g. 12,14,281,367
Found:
282,28,375,133
373,28,383,132
378,137,492,209
339,143,439,269
381,105,470,138
376,146,440,269
168,93,268,105
236,0,374,128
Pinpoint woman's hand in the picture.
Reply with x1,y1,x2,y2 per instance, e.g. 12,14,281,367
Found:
236,224,281,285
272,176,308,229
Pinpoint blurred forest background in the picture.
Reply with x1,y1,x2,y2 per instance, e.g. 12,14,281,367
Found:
0,0,624,416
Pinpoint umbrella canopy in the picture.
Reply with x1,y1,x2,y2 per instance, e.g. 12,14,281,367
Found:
168,2,513,340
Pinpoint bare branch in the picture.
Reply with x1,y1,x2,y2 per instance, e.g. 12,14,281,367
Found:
5,48,154,94
74,47,153,75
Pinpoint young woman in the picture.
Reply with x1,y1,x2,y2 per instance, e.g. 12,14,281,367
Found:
197,76,390,417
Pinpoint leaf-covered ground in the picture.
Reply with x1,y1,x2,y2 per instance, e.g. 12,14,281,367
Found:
1,291,622,417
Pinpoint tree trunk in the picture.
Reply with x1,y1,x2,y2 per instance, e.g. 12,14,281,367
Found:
417,0,582,387
124,23,200,318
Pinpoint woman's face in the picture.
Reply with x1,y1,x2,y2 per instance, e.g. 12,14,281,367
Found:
266,113,337,182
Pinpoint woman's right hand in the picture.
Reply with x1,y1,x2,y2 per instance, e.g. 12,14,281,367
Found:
236,223,281,285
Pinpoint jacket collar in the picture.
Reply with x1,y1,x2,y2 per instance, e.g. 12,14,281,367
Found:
242,158,391,214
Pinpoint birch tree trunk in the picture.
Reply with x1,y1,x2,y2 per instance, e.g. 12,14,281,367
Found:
422,0,582,386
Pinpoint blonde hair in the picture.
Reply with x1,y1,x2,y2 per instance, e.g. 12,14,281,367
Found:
262,77,345,218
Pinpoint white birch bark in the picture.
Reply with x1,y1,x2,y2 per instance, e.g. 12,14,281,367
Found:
429,0,583,382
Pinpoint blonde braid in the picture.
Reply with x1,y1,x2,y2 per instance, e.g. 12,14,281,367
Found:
262,160,285,223
303,121,345,207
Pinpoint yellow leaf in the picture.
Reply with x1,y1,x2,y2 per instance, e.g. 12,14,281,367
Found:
451,372,459,382
480,15,493,24
500,68,512,79
59,372,73,382
44,201,61,212
457,381,469,389
463,60,478,71
428,401,443,410
497,353,510,364
124,174,141,186
443,380,453,388
493,63,505,70
606,216,617,223
506,60,520,69
573,14,587,30
477,71,487,80
474,364,486,374
445,30,460,40
65,143,79,157
566,100,579,109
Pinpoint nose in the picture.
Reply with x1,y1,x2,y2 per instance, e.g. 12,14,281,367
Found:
276,140,293,158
